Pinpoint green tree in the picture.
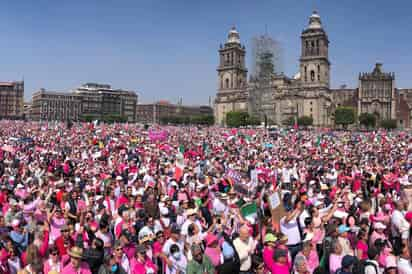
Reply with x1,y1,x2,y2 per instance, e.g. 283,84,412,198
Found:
297,116,313,126
334,107,355,128
246,115,261,126
226,111,249,127
380,119,397,129
358,113,376,128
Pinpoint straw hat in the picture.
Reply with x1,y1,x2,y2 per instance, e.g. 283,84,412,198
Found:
68,246,83,259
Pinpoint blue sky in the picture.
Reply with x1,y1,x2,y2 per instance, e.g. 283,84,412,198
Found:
0,0,411,104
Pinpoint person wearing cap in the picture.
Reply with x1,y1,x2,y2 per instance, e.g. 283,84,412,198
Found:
369,222,388,248
61,246,91,274
336,255,356,274
262,233,277,273
337,225,354,256
162,224,185,270
186,243,214,274
204,233,222,267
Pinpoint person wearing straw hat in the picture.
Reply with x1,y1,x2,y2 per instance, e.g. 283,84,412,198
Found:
61,246,91,274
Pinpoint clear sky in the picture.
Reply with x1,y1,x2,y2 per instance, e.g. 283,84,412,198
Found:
0,0,411,104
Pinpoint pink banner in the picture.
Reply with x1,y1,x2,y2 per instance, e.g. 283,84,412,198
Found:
149,130,168,141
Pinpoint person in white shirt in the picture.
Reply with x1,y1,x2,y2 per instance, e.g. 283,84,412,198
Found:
233,225,256,273
181,209,203,237
364,247,381,274
391,201,410,244
280,201,303,260
398,243,412,274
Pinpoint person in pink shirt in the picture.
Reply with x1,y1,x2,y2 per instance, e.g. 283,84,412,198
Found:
204,233,222,267
355,229,369,260
295,239,319,274
329,241,344,274
369,222,388,247
271,249,290,274
43,246,62,274
61,246,91,274
262,233,277,272
131,245,157,274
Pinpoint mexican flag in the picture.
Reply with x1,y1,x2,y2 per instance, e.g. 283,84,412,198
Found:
174,153,185,181
240,202,258,224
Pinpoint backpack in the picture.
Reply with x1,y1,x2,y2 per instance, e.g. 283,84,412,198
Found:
353,260,378,274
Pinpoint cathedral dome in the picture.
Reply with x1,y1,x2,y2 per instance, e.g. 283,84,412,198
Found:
227,27,241,44
308,11,322,30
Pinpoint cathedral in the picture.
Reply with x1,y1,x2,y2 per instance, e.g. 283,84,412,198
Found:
214,11,412,128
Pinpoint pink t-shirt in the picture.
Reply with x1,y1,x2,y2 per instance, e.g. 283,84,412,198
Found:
271,262,289,274
263,247,275,272
356,240,368,260
50,217,66,241
204,247,221,267
329,254,343,274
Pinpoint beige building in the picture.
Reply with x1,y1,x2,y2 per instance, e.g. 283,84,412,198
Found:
30,89,82,121
30,83,138,122
136,101,213,124
214,11,412,128
0,81,24,120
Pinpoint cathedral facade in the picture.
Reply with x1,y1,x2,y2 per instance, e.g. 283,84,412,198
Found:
214,11,412,128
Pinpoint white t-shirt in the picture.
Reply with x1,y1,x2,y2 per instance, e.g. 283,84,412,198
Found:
162,238,185,257
280,216,302,245
398,257,412,274
181,219,202,236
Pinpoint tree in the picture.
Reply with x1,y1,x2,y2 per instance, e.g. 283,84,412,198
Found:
380,119,397,129
358,113,376,128
297,116,313,126
334,107,355,128
246,115,261,126
226,111,249,127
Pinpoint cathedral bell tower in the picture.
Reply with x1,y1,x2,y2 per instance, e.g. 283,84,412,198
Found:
217,27,247,92
300,11,330,89
214,27,248,125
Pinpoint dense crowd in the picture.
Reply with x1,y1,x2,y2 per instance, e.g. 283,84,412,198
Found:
0,121,412,274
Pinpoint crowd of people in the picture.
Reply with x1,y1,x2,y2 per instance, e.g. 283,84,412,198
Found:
0,120,412,274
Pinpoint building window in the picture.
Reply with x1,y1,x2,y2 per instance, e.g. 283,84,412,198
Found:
225,78,229,89
311,70,315,82
310,101,313,105
310,108,313,112
317,65,321,81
